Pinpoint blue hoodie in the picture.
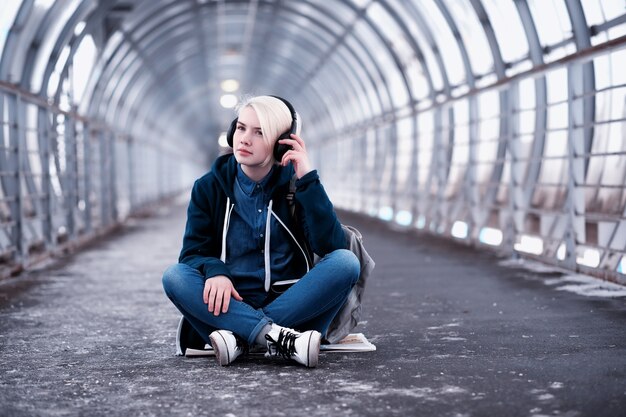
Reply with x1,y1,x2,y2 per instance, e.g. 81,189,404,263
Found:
178,154,347,288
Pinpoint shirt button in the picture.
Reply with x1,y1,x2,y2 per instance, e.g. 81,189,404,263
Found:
261,249,264,254
258,209,262,213
260,234,264,238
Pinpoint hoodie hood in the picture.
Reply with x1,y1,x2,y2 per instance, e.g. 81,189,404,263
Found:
211,153,295,200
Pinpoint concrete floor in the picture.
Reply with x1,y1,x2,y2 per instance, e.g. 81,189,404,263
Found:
0,201,625,417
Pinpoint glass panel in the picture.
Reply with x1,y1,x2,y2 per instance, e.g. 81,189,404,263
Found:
417,111,434,188
406,24,442,95
365,3,409,107
72,34,97,104
441,0,493,76
353,19,397,110
518,78,536,138
31,0,82,93
350,0,370,8
395,116,414,189
481,0,528,66
0,0,23,59
413,0,466,88
448,100,469,197
581,0,626,27
405,57,430,101
546,67,569,104
475,91,500,185
46,45,70,98
307,0,357,24
335,46,373,119
527,0,574,60
590,50,626,215
291,1,348,35
595,49,626,90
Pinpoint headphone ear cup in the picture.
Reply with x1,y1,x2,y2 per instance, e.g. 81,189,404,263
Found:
226,118,238,147
273,132,291,161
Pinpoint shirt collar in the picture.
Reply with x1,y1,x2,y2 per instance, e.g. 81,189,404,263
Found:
236,164,274,196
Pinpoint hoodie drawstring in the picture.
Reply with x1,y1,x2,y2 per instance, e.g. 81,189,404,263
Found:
220,198,234,263
264,200,273,292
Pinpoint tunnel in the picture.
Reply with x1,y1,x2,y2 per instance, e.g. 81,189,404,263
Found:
0,0,625,416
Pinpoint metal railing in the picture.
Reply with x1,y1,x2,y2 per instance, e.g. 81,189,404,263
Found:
323,34,626,284
0,81,194,278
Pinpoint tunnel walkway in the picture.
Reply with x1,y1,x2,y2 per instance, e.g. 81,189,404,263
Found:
0,201,625,417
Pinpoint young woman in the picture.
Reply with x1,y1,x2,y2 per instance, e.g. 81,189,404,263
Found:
162,95,360,367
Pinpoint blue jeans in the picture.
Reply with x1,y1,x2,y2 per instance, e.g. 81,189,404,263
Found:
162,249,360,346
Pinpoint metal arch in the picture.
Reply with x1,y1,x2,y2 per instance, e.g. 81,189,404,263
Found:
287,2,392,109
127,22,352,140
238,0,281,90
277,0,413,214
379,0,454,229
89,2,260,143
119,0,386,148
100,18,202,101
5,0,67,248
564,0,595,176
0,0,34,250
120,0,190,40
108,34,207,132
259,29,367,128
18,0,78,91
89,0,394,157
512,0,549,244
91,27,190,129
191,0,211,97
0,0,35,81
38,1,98,97
433,0,480,235
564,0,595,266
235,0,260,83
350,0,424,216
251,2,384,121
141,50,352,141
88,41,146,120
468,0,510,229
294,6,415,107
49,1,118,105
386,1,443,97
433,0,476,88
247,28,370,127
245,0,388,119
86,2,198,119
267,1,392,113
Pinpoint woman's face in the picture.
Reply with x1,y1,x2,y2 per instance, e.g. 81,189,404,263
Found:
233,106,273,168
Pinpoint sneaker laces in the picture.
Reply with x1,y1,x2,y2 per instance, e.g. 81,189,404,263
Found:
265,329,298,359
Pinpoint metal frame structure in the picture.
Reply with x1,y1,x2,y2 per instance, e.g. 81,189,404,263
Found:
0,0,625,283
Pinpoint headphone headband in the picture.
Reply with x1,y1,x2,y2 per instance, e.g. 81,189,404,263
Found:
225,95,298,161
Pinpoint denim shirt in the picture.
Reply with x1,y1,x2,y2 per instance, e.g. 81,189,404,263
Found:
225,165,297,306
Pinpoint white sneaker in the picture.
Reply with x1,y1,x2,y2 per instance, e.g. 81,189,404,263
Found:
209,330,247,366
264,324,321,368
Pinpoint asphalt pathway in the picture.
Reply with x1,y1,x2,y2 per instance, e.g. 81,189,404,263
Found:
1,201,625,416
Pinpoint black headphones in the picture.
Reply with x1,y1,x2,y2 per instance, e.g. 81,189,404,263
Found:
226,95,298,161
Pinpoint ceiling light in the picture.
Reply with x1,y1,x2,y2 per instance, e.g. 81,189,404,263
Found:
220,79,240,92
220,94,238,108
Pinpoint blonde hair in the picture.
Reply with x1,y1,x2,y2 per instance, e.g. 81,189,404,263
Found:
237,95,298,154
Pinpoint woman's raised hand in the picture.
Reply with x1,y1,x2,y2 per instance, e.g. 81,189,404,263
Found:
279,134,313,179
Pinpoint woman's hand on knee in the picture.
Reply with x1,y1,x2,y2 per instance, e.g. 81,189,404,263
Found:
203,276,243,316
